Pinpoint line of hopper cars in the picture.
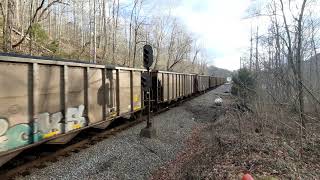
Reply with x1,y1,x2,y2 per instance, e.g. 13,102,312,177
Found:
0,53,225,167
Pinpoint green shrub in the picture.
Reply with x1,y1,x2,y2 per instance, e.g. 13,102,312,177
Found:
231,68,255,102
47,40,59,53
30,23,48,44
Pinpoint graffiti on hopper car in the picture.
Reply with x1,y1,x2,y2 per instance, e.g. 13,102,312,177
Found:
65,105,86,132
34,111,63,141
0,105,87,152
133,95,141,111
0,119,33,152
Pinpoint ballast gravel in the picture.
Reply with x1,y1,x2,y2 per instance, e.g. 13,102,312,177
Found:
17,85,227,180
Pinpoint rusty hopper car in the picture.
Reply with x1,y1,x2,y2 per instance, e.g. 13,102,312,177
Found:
218,77,226,85
151,71,196,105
0,54,226,168
196,75,210,92
209,76,217,88
0,54,144,167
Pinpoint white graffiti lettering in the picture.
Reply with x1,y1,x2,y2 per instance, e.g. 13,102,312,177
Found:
0,119,9,136
65,105,86,132
0,105,87,152
35,112,63,139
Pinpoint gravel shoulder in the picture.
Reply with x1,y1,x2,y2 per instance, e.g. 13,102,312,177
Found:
17,85,229,180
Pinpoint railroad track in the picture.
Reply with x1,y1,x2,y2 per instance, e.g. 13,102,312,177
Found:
0,92,202,180
0,117,145,180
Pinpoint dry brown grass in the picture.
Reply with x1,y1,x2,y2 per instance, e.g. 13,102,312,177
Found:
151,95,320,180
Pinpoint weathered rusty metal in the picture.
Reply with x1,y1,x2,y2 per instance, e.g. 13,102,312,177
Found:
0,54,145,166
0,53,225,168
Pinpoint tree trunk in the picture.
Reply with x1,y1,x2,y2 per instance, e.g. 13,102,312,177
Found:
255,26,259,72
249,25,253,71
3,0,14,52
132,28,138,67
29,0,34,54
93,0,97,63
296,0,307,131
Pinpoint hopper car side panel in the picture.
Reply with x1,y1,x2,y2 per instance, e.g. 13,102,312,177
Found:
118,70,131,115
0,62,31,152
105,69,117,118
169,74,172,101
179,74,183,98
0,53,225,167
132,71,142,111
172,74,176,100
115,69,144,117
164,73,169,102
0,62,91,154
154,72,195,103
0,56,144,158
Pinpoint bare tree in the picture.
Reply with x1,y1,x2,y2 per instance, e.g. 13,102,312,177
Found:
279,0,308,129
12,0,66,49
0,0,209,73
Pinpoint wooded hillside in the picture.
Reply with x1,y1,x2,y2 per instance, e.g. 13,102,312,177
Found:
0,0,213,74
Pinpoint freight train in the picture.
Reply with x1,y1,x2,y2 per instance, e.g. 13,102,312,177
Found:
0,53,225,167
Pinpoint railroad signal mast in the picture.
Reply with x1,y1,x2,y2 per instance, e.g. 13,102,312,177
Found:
140,45,156,138
143,45,153,70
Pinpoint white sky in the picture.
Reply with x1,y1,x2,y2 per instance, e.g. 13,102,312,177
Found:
121,0,256,70
170,0,252,70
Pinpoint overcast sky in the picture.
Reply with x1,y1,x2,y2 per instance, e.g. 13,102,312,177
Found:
121,0,254,70
168,0,252,71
